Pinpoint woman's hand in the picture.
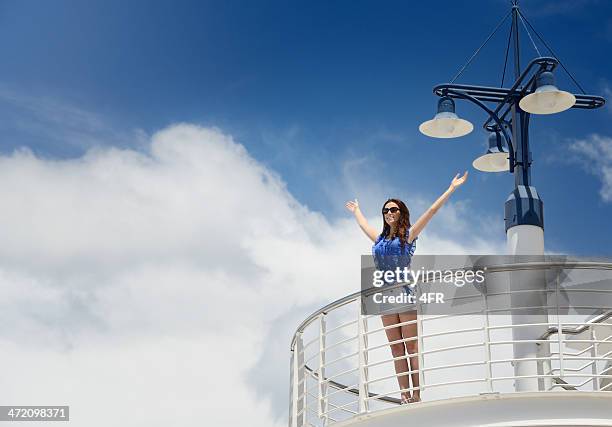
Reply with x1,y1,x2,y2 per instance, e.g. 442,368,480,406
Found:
450,171,468,190
410,171,468,243
346,198,378,242
345,198,360,214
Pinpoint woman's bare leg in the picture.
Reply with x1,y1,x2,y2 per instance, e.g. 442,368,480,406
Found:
381,313,410,402
399,310,420,402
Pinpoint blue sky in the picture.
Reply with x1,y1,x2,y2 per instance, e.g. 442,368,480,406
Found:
1,2,612,425
0,0,611,254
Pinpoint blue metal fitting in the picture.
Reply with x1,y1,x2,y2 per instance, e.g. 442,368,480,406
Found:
504,185,544,231
536,71,555,88
437,96,456,114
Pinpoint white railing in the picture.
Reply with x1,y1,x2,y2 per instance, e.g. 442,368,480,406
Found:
288,261,612,427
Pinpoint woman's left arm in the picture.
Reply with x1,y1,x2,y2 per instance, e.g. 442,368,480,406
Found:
408,171,468,243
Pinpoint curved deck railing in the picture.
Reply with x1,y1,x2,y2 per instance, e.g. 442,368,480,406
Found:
288,261,612,427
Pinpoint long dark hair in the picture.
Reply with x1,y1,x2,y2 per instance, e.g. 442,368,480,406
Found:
381,198,412,250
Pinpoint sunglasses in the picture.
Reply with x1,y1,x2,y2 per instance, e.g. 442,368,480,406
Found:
382,207,400,214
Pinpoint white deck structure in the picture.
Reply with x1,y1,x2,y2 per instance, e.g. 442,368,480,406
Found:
289,261,612,427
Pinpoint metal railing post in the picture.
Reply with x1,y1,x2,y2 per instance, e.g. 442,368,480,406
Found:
317,313,328,425
289,348,296,427
416,298,425,398
535,340,552,391
292,332,305,427
555,273,565,382
482,290,493,393
537,268,553,392
357,296,369,413
591,327,599,391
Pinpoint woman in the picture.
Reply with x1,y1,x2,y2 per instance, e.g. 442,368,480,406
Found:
345,171,468,404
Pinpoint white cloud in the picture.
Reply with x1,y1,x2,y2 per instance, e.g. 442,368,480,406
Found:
568,134,612,202
0,123,505,426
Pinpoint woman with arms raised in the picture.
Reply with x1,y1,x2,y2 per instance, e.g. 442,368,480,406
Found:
345,171,468,404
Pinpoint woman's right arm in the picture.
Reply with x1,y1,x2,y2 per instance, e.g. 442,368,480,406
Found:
345,199,379,243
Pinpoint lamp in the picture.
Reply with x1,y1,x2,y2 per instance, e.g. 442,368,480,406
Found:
519,71,576,114
419,96,474,138
473,131,510,172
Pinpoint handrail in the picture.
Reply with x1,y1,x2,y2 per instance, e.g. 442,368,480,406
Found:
540,310,612,340
289,260,612,427
291,261,612,350
304,365,401,405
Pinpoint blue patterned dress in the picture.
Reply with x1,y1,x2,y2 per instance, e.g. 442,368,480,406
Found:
372,229,418,299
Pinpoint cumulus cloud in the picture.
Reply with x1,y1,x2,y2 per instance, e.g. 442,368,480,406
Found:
568,134,612,202
0,123,505,426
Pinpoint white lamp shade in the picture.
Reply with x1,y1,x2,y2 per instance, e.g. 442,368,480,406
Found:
473,131,510,172
419,111,474,138
519,84,576,114
473,152,509,172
